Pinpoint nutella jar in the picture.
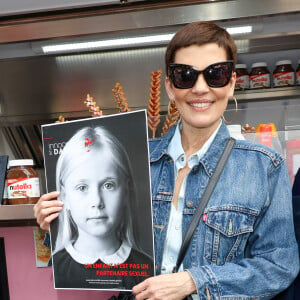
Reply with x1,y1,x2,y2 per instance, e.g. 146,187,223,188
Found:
235,64,249,90
6,159,40,205
273,60,295,87
296,59,300,85
249,62,271,89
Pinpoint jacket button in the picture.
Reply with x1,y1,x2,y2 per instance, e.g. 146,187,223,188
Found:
192,166,199,174
186,201,194,208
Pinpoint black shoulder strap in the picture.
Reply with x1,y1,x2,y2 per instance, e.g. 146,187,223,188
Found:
173,137,235,273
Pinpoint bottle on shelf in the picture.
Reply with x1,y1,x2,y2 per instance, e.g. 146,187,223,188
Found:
249,62,271,89
6,159,40,205
273,60,295,87
235,64,249,91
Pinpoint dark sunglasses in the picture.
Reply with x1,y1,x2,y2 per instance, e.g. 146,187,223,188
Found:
168,61,234,89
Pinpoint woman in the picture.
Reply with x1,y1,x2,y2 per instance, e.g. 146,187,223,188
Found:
41,126,153,290
35,22,299,299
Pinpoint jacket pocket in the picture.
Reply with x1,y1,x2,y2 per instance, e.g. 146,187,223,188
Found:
203,207,257,265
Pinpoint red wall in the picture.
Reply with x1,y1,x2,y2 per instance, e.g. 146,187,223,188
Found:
0,226,117,300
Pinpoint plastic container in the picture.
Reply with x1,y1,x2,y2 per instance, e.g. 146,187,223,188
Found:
255,123,283,154
273,60,295,87
6,159,40,205
249,62,271,89
227,124,245,140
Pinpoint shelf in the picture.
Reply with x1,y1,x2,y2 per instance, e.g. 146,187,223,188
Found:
235,86,300,102
0,204,37,227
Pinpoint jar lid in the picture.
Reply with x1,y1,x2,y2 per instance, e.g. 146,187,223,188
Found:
251,62,267,68
236,64,247,69
9,159,34,167
276,60,292,66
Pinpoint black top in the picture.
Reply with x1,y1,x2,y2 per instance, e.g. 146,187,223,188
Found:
53,247,154,290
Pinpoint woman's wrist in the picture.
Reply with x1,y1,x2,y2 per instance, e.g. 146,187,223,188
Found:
183,270,197,295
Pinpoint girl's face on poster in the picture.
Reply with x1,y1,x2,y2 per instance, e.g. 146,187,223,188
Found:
63,149,126,239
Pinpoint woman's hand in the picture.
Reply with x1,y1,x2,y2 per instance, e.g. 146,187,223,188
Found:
132,271,196,300
33,191,63,231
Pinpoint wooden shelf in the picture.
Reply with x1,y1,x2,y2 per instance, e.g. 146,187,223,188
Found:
0,204,37,227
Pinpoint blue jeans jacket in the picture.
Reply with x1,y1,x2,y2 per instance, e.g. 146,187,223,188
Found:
149,122,299,299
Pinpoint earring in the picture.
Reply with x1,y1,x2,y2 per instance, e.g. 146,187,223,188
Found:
222,96,238,124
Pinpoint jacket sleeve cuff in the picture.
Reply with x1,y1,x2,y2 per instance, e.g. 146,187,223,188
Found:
187,266,221,298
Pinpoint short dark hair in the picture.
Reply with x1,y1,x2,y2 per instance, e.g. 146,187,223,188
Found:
165,21,237,74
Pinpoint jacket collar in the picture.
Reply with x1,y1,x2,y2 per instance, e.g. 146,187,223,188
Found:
150,121,231,177
150,124,177,162
200,122,231,177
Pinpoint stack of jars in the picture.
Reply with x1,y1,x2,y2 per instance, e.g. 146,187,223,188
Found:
234,59,300,90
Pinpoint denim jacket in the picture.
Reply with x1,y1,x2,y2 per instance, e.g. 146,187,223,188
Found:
149,122,299,299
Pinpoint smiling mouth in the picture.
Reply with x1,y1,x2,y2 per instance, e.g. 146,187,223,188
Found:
189,102,212,108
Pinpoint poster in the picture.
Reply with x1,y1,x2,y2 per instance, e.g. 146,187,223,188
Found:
33,227,52,267
42,110,154,291
0,238,10,300
0,155,8,204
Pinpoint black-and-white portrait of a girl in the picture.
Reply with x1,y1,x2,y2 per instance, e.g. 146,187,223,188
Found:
42,110,154,291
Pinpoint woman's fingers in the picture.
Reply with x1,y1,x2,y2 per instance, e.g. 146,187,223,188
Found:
132,271,196,300
40,212,60,231
37,191,61,206
33,191,63,231
36,204,63,225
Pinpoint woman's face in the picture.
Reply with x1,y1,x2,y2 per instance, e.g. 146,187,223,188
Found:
165,43,236,133
63,150,126,239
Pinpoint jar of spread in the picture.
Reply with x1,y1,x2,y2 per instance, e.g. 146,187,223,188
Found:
249,62,271,89
235,64,249,90
296,59,300,85
273,60,295,87
6,159,40,205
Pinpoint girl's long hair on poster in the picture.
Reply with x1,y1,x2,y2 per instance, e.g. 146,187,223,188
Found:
52,126,142,256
